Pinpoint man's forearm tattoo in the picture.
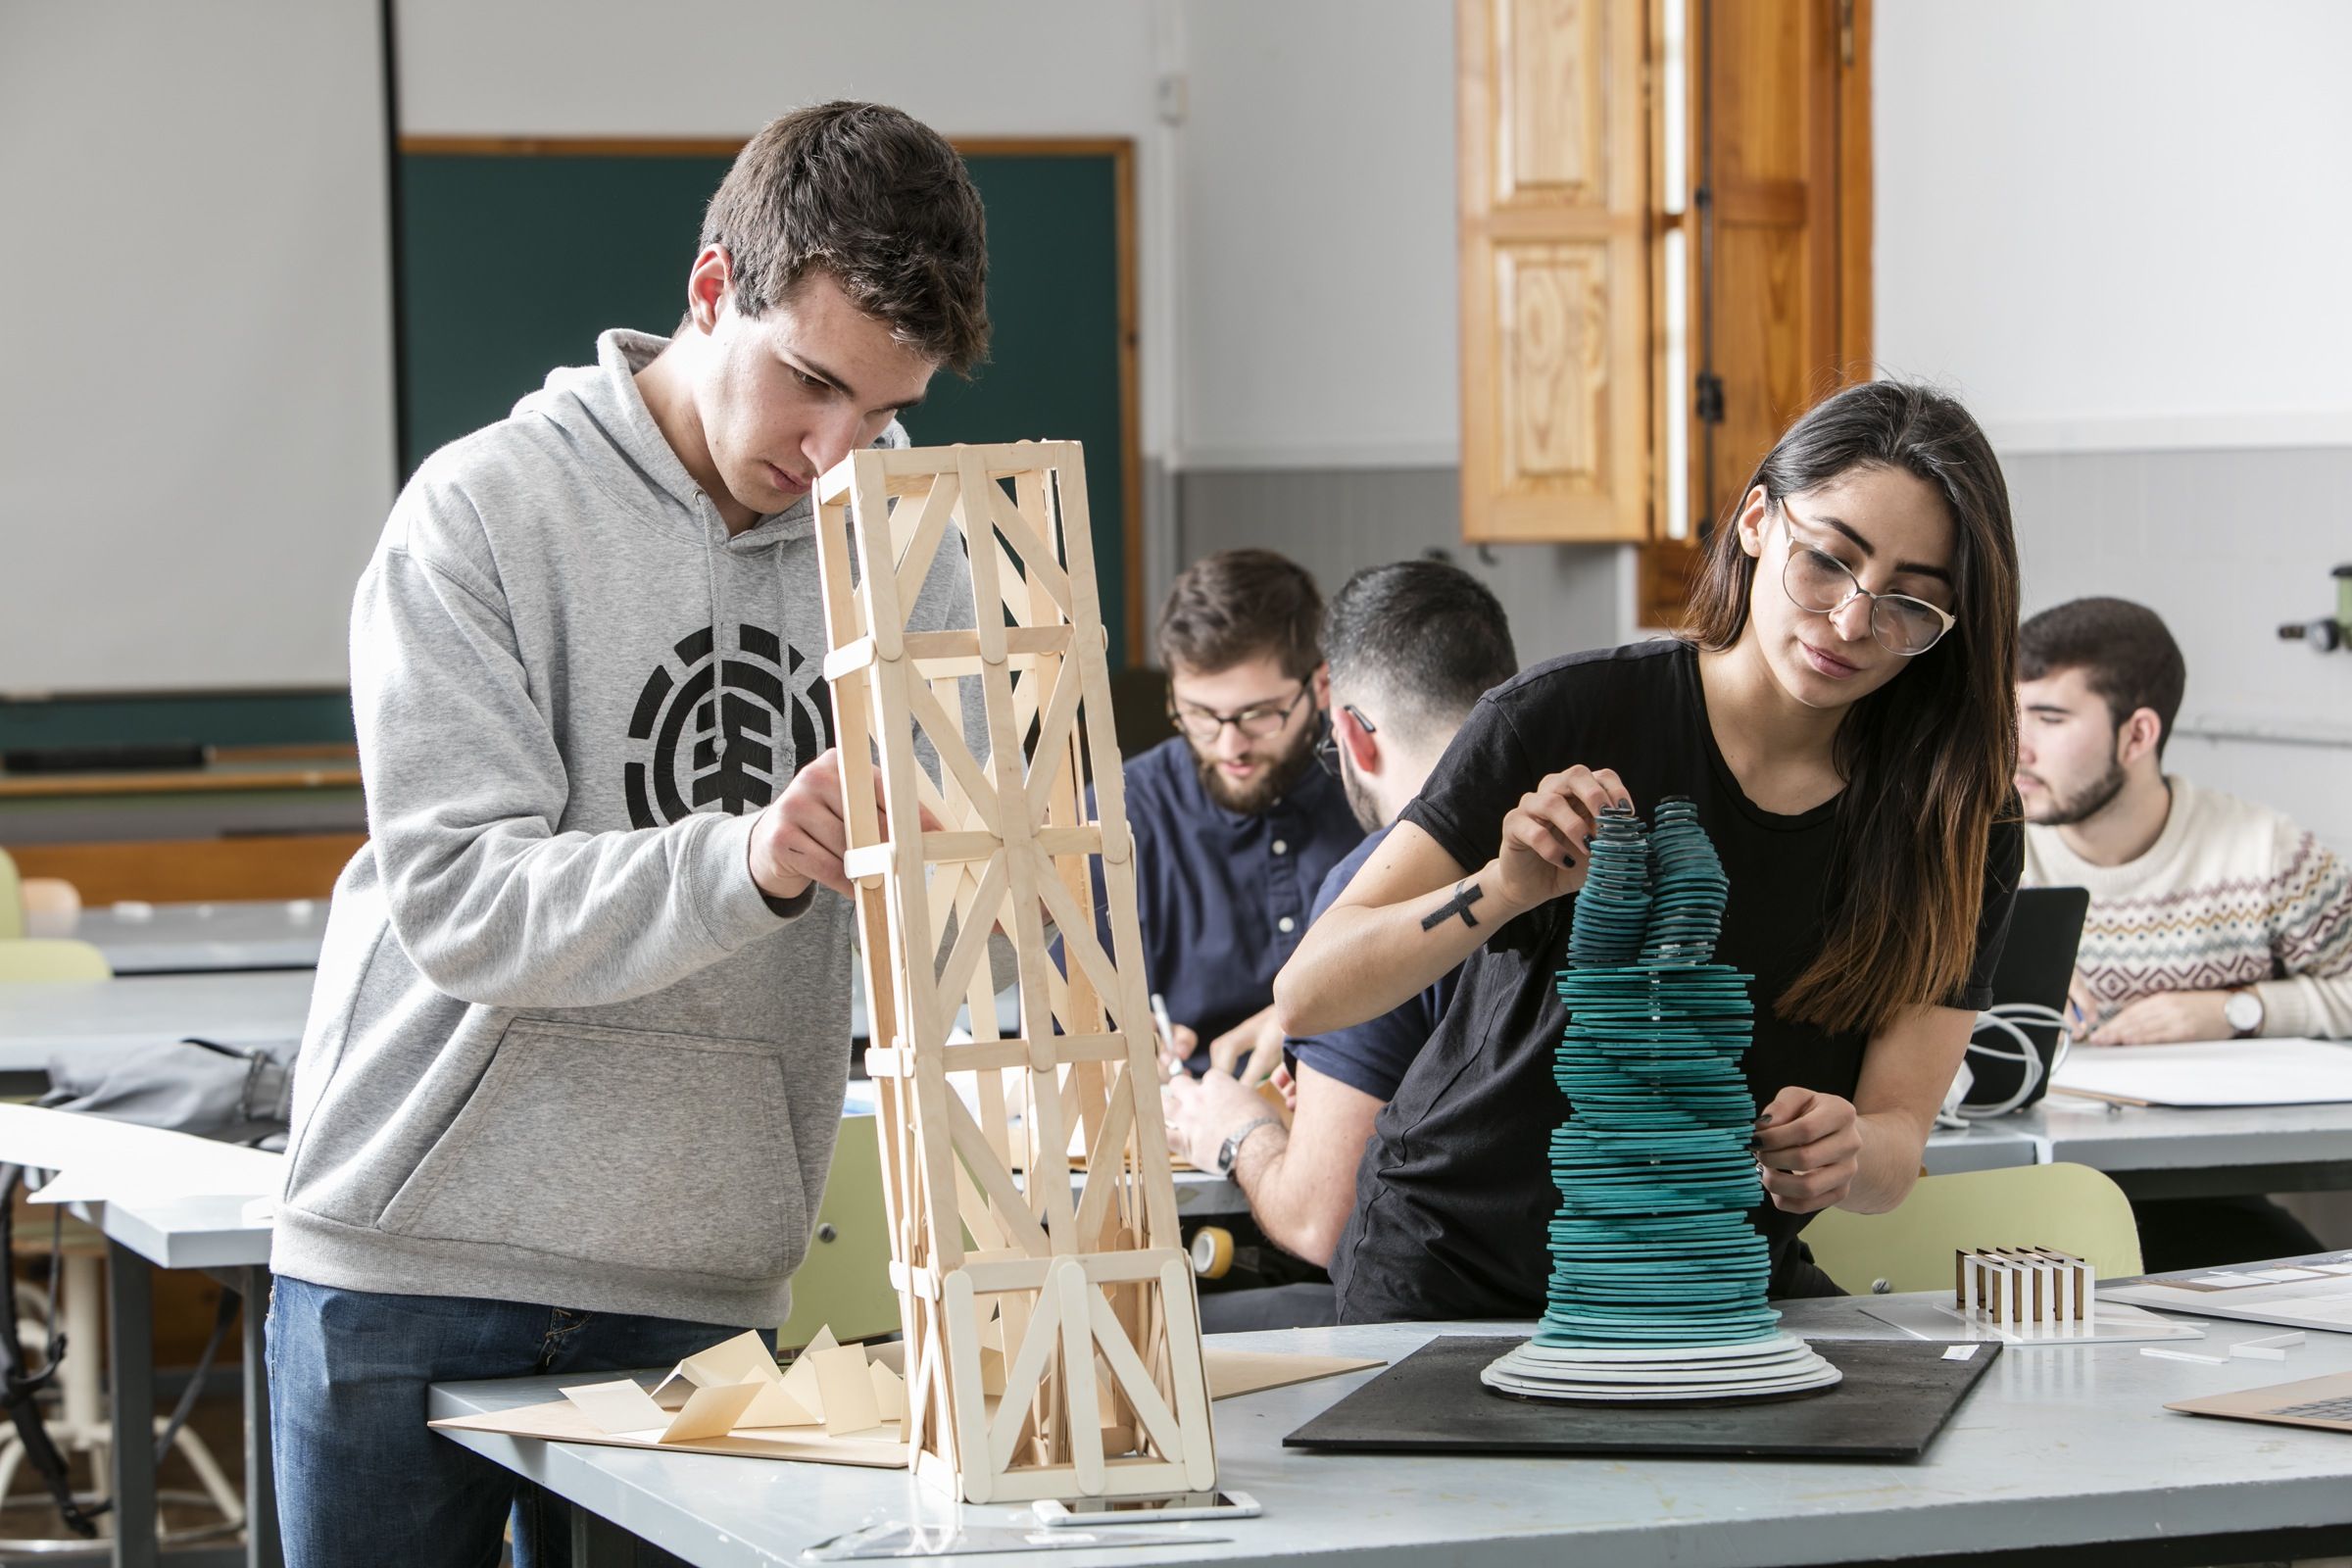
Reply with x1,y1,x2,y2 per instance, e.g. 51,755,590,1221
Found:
1421,879,1486,931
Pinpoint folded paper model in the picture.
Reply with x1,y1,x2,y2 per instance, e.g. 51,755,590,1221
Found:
428,1325,1382,1469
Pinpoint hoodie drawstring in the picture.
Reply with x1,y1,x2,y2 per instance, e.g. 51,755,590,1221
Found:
703,530,727,763
775,542,798,777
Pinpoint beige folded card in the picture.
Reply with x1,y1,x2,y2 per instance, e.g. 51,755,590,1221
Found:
433,1328,1382,1469
551,1327,903,1446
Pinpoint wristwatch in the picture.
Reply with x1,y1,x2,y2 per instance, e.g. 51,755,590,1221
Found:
1212,1115,1280,1177
2225,989,2266,1038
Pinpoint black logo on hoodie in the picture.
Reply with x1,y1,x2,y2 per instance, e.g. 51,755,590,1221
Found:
624,623,835,829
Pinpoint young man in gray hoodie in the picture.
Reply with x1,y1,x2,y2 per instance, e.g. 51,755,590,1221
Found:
267,103,989,1567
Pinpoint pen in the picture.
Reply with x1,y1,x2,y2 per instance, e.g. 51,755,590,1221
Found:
1152,993,1177,1058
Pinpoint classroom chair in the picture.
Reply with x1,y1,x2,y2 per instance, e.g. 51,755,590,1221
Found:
0,847,20,941
16,878,79,940
1803,1162,2142,1295
0,940,111,983
778,1114,900,1352
0,1219,245,1548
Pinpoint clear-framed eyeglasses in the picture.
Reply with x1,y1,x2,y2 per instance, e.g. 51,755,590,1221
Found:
1778,509,1958,657
1167,682,1312,744
1314,704,1377,778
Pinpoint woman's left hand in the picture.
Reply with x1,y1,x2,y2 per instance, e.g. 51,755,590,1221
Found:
1753,1086,1864,1213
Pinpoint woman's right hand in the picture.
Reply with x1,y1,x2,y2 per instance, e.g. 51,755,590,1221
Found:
1494,765,1631,912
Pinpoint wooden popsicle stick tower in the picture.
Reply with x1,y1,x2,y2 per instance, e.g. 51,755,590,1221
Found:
811,441,1217,1505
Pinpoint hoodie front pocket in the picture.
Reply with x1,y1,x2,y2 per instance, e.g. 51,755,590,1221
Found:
376,1017,805,1285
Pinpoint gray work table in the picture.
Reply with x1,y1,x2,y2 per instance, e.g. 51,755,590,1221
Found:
0,970,318,1091
74,899,329,975
2013,1094,2352,1199
430,1297,2352,1568
71,1192,279,1568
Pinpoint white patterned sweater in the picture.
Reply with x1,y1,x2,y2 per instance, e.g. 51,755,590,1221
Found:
2023,777,2352,1040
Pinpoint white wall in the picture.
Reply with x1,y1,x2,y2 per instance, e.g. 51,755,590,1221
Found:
1878,0,2352,856
1172,0,1460,468
0,0,395,693
1876,0,2352,454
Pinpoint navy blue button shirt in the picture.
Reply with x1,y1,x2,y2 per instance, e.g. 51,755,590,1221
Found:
1284,824,1456,1102
1103,736,1362,1069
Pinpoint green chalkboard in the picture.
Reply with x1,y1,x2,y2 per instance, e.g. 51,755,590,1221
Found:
397,144,1134,663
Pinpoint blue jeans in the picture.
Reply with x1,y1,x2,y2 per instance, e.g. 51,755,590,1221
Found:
266,1273,767,1568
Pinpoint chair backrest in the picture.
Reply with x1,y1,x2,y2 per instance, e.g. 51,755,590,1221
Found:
18,877,81,939
0,939,114,983
0,847,22,941
1802,1162,2142,1295
779,1114,900,1351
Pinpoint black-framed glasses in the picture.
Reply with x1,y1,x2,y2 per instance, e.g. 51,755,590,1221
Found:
1778,509,1958,657
1167,682,1312,744
1314,705,1376,778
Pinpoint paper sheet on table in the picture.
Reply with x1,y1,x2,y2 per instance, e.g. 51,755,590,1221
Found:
2049,1038,2352,1107
433,1345,1385,1468
0,1103,285,1202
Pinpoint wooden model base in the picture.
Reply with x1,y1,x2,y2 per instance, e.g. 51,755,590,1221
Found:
813,442,1216,1504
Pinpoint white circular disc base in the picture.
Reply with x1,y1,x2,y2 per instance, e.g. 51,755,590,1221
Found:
1481,1333,1843,1404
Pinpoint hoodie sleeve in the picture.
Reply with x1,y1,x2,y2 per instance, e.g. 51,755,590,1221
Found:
352,485,786,1011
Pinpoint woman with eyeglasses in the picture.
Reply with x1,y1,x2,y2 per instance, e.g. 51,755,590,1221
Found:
1273,380,2023,1321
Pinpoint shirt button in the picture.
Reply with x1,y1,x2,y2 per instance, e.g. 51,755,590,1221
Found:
1277,916,1296,934
1272,839,1289,857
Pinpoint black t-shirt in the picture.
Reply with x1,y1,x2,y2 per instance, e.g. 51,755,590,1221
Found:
1329,640,2021,1324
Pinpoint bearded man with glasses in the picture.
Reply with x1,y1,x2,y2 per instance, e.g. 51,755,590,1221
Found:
1163,561,1519,1331
1110,549,1362,1085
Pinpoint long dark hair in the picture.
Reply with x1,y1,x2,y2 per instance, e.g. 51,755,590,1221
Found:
1687,381,2019,1038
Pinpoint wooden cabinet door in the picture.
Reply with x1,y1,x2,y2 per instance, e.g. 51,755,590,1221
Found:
1459,0,1653,543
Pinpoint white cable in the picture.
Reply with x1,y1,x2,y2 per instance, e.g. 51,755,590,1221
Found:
1939,1004,2071,1124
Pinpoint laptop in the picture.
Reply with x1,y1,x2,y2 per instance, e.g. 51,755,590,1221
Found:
2172,1370,2352,1435
2106,1250,2352,1335
1962,885,2091,1110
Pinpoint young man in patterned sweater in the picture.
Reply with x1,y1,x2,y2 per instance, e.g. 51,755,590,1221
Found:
2016,595,2352,1266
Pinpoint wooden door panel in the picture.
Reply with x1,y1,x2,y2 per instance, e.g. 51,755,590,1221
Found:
1709,1,1812,185
1710,221,1816,498
1497,0,1607,203
1461,0,1651,543
1499,243,1608,488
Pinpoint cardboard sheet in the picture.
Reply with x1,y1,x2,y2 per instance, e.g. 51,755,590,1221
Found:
431,1346,1384,1469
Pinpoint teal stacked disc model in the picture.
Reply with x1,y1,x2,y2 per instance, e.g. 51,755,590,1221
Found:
1483,798,1841,1403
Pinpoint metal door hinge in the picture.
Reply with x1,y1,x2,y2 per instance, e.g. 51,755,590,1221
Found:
1694,372,1726,425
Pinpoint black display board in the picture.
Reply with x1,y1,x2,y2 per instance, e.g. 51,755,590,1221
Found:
1286,1335,1998,1461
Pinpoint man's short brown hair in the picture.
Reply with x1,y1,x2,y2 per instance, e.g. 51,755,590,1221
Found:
702,102,990,373
2020,596,2187,758
1155,549,1324,680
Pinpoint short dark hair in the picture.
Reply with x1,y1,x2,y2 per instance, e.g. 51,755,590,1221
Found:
1323,560,1517,749
2020,597,2186,757
701,101,990,373
1155,550,1324,681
